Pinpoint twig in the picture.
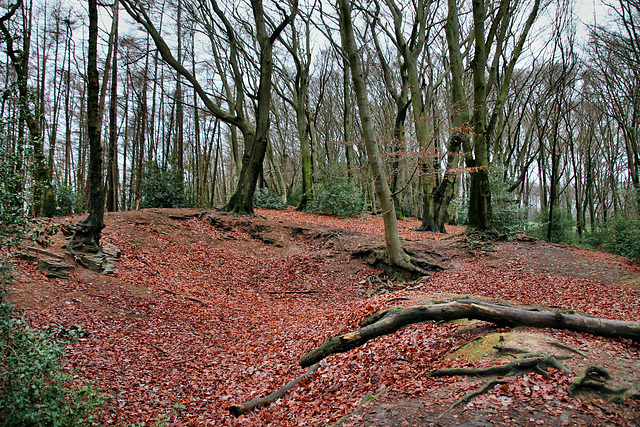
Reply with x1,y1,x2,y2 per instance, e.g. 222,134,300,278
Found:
228,363,320,417
438,378,509,419
151,343,168,356
161,289,208,307
545,339,589,358
265,290,321,295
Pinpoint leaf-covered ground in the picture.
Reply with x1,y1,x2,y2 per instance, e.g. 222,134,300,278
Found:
7,208,640,426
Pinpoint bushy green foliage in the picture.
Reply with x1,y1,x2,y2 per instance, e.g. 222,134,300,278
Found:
605,217,640,262
286,187,303,208
140,163,185,209
308,181,364,218
304,165,364,218
253,187,286,210
0,292,107,426
489,166,526,236
528,208,577,244
55,185,86,216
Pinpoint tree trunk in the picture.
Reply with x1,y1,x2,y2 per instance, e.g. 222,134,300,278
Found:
300,300,640,367
69,0,104,258
0,0,54,217
338,0,412,270
467,0,493,231
106,0,120,212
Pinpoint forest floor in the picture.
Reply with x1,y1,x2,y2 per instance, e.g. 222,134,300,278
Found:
5,207,640,426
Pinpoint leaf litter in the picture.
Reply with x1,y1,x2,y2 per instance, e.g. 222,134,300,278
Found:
6,208,640,426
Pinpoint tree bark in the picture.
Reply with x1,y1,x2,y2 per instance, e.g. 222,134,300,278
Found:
106,0,120,212
338,0,413,270
68,0,104,259
0,0,54,217
299,300,640,367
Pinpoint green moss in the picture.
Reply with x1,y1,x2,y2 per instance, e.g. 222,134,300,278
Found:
446,333,503,361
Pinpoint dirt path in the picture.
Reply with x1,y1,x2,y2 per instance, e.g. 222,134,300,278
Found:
6,208,640,426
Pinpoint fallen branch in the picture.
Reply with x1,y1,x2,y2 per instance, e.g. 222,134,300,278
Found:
265,290,321,295
438,378,509,419
228,363,320,417
299,300,640,367
161,289,208,307
545,340,589,358
431,353,570,378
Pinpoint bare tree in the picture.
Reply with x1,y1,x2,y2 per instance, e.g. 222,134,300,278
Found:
121,0,297,214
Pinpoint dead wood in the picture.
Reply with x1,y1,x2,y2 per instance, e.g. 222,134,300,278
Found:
161,289,208,307
545,340,589,358
265,290,321,295
299,300,640,367
431,353,570,378
229,363,320,417
567,366,629,398
438,378,509,419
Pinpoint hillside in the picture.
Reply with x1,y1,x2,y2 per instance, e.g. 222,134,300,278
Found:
6,208,640,426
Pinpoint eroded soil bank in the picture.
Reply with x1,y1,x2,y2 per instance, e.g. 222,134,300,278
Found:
6,208,640,426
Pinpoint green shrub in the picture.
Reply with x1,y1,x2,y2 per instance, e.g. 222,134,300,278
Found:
140,164,185,209
308,181,364,218
55,185,84,216
581,227,609,250
253,187,286,210
286,187,303,208
607,217,640,263
0,291,108,426
528,208,577,244
489,166,526,236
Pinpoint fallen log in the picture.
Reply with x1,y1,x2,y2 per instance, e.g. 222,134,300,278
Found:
228,363,320,417
299,300,640,367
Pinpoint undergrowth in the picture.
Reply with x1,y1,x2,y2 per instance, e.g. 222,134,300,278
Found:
0,291,108,426
1,137,108,425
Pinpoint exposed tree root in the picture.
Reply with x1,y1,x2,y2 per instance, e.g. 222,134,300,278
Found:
431,353,570,378
545,339,589,358
567,366,629,398
299,300,640,367
228,363,320,417
437,378,509,419
351,247,444,281
329,389,387,427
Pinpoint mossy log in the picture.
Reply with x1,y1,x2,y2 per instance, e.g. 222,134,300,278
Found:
299,300,640,367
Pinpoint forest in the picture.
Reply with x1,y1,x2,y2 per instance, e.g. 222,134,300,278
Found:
1,0,640,425
0,0,638,252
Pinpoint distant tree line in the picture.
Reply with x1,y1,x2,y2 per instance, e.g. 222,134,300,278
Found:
1,0,639,258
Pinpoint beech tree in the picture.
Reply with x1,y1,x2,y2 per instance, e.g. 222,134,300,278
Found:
0,0,55,217
337,0,416,271
121,0,298,215
459,0,542,230
66,0,105,271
